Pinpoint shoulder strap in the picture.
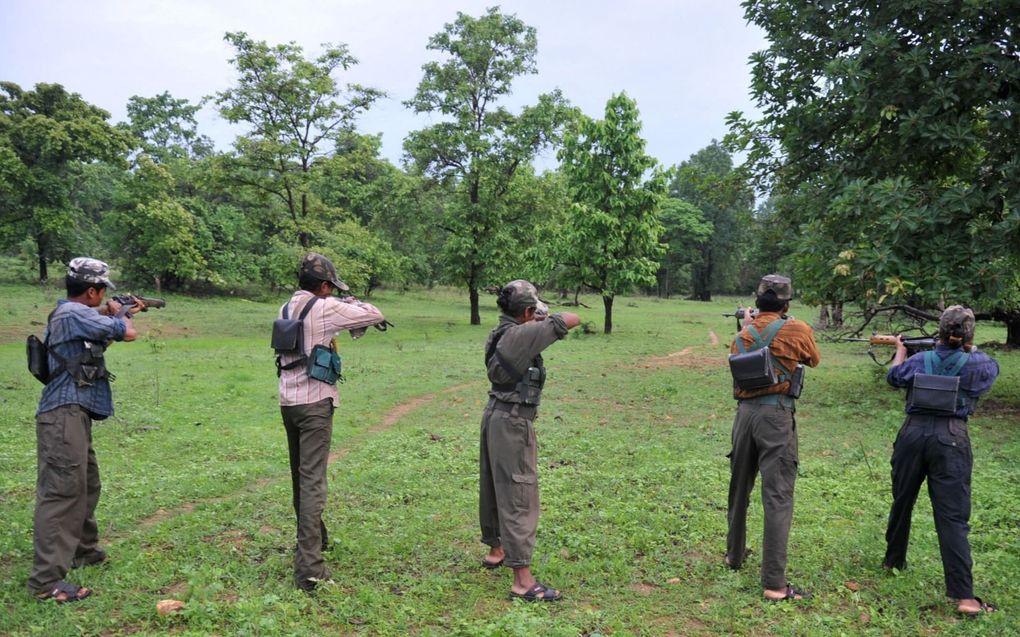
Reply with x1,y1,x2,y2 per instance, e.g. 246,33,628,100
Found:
925,350,970,377
736,318,787,353
485,322,525,386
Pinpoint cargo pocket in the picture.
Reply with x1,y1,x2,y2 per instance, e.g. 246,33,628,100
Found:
37,418,82,498
937,421,970,451
511,473,536,510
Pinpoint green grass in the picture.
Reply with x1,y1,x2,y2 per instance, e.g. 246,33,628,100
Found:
1,284,1018,636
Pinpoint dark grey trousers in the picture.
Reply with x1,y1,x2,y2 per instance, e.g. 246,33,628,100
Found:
281,398,334,589
884,415,974,599
28,404,102,593
479,399,539,568
726,399,799,590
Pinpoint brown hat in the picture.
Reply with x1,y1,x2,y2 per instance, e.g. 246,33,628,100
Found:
756,274,792,302
299,253,349,291
939,305,975,344
498,279,547,316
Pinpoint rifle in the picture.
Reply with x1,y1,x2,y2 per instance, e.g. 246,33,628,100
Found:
722,308,758,332
110,295,167,318
841,334,936,365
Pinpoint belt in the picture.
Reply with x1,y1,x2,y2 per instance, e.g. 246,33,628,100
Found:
488,398,537,420
740,394,796,408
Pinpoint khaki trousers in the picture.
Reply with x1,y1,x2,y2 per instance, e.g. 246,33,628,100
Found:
28,404,102,593
726,399,799,590
281,398,333,588
479,399,539,568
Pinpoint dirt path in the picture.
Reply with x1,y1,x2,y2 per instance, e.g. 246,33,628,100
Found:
137,382,477,530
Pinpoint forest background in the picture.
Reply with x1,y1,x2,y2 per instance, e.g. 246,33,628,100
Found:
2,1,1016,339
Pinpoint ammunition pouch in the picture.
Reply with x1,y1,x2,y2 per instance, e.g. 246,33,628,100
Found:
307,344,343,385
787,364,805,399
906,350,969,414
729,347,779,391
27,326,111,387
27,334,50,384
515,365,546,406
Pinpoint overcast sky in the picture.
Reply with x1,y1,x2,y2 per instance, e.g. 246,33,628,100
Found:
0,0,767,170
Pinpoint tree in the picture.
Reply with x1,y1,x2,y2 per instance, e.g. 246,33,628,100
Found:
729,1,1020,343
214,32,383,248
557,93,667,334
123,92,213,163
103,157,207,291
0,82,132,280
655,198,712,298
669,141,754,301
404,7,571,324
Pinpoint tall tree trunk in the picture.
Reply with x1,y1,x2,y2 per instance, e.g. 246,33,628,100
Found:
817,305,830,330
36,234,48,282
1006,316,1020,347
603,294,614,335
468,263,480,325
154,275,163,295
832,301,844,328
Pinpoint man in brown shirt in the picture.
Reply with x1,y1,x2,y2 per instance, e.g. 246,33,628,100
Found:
726,274,820,601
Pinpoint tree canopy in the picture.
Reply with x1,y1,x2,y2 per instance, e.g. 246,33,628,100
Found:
729,0,1020,341
557,93,667,334
404,7,571,324
0,82,132,280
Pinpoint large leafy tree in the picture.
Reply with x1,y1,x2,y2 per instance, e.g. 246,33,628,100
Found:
214,32,383,248
557,93,667,334
404,7,571,324
0,82,132,280
124,92,213,163
669,142,754,301
102,157,207,291
729,1,1020,343
655,198,712,298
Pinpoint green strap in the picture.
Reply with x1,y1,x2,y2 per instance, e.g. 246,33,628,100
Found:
735,318,791,378
923,350,970,376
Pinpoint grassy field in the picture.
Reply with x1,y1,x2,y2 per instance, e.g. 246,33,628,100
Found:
1,281,1018,636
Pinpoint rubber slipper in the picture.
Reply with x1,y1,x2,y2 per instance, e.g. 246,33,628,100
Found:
35,580,92,604
765,583,811,602
959,597,997,618
481,557,504,569
510,582,562,602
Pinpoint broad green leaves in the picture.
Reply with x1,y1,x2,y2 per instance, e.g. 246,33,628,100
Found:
404,8,570,324
731,0,1020,338
0,81,132,280
215,32,383,248
557,93,667,333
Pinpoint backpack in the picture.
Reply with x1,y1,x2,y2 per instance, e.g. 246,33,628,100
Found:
729,318,804,397
272,297,319,377
907,350,969,414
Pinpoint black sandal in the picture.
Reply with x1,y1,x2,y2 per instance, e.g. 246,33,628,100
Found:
765,583,811,602
510,582,562,602
959,597,997,618
35,580,92,604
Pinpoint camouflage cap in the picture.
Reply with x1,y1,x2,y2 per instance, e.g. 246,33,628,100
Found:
939,305,976,344
499,279,546,316
299,253,349,291
756,274,792,302
67,257,116,290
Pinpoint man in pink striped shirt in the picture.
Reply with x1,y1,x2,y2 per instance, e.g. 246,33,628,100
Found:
277,253,385,591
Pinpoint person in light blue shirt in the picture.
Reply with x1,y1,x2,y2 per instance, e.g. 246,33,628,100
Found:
28,258,144,604
883,306,999,618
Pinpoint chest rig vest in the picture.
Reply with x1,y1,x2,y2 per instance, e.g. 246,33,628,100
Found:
485,321,546,405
